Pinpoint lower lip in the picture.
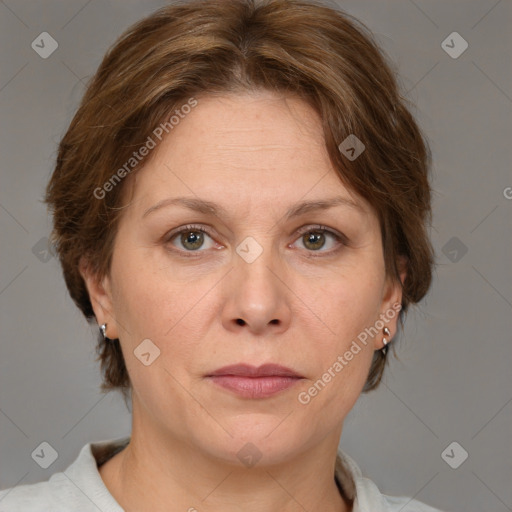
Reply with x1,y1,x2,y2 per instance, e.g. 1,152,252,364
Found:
207,375,302,398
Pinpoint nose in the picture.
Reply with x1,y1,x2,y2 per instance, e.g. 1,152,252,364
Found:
220,241,292,336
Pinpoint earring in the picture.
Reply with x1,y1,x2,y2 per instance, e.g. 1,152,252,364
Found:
100,323,108,340
382,327,391,355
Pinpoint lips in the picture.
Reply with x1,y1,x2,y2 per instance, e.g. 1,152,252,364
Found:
207,363,303,378
206,364,304,399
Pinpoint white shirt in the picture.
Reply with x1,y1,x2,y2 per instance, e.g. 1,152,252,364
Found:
0,437,446,511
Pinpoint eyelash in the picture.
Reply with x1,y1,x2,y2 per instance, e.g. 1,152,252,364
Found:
163,223,348,258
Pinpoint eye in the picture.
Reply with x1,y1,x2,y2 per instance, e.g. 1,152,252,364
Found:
164,223,348,257
292,225,347,254
165,224,218,254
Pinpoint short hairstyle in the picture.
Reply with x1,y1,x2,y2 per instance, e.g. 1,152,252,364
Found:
45,0,434,401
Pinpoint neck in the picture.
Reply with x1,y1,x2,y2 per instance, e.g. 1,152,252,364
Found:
99,407,353,512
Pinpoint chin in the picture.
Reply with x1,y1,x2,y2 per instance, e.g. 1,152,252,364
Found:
193,416,307,468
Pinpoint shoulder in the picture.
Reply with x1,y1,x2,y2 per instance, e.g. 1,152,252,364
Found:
0,438,128,512
380,493,448,512
0,474,71,511
356,475,448,512
336,449,448,512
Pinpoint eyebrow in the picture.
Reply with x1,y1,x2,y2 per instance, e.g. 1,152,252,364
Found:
142,195,365,220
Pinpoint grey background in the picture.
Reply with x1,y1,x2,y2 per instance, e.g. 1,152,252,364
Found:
0,1,511,511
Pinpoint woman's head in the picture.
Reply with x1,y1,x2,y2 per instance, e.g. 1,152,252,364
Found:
45,0,434,449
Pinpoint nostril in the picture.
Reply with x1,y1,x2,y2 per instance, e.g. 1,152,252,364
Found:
236,318,246,326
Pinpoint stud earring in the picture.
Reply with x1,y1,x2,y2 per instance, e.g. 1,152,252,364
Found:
100,323,108,340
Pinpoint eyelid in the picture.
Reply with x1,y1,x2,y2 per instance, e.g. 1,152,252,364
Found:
290,224,349,257
163,223,218,246
294,224,349,245
164,223,214,238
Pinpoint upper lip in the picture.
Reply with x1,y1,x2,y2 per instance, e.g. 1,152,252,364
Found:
207,363,303,378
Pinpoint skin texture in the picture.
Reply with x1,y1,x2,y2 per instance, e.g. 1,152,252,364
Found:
80,91,406,512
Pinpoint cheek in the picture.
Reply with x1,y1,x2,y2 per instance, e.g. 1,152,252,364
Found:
111,269,198,403
111,255,212,374
312,265,383,344
298,278,378,415
112,270,170,339
111,241,191,334
293,266,382,408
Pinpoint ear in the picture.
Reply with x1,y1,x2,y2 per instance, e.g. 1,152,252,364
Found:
375,255,407,350
79,256,119,340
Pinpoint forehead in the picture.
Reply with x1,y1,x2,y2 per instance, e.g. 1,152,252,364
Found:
123,91,372,219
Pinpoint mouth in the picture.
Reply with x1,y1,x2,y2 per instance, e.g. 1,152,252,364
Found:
205,363,304,399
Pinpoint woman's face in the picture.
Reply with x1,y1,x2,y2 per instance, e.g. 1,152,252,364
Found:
84,91,404,466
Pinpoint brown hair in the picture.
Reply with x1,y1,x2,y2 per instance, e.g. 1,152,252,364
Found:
45,0,434,402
